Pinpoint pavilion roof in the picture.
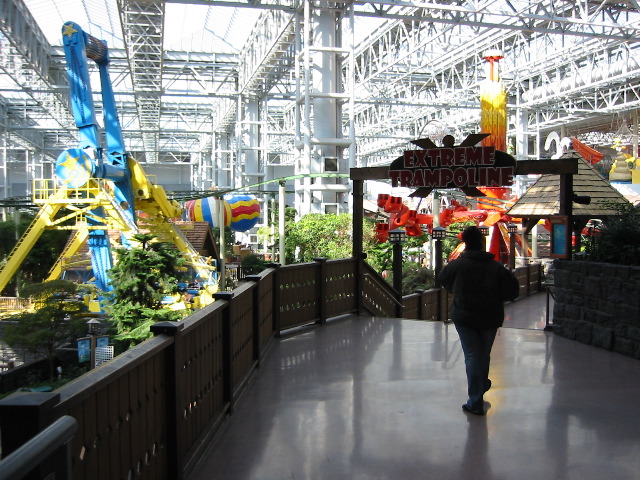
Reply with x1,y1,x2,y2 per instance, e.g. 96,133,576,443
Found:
507,152,631,218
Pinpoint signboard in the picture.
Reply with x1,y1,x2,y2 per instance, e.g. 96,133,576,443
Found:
550,216,571,259
390,144,516,189
77,337,91,363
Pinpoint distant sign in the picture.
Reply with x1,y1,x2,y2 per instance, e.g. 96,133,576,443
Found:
550,216,571,259
389,144,516,189
77,338,90,363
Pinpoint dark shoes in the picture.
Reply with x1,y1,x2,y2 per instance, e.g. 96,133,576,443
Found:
462,379,491,415
484,379,492,393
462,404,485,416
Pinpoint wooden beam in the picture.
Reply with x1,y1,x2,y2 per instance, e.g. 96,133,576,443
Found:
350,166,389,181
515,159,578,175
352,158,578,181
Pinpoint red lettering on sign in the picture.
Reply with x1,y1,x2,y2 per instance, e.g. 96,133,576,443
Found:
482,147,496,165
390,170,401,187
485,167,502,186
414,150,428,168
501,167,514,186
440,149,454,167
465,147,484,165
403,151,414,168
412,169,424,186
440,168,454,186
466,167,480,186
399,170,413,187
453,167,467,187
423,169,439,186
425,150,439,167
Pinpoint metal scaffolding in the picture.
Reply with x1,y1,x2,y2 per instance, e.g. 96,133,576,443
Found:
0,0,639,213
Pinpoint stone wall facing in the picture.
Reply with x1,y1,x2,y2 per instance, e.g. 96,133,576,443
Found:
552,259,640,358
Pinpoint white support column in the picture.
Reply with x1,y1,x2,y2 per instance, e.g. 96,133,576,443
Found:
294,3,351,217
515,89,529,161
1,130,7,204
242,100,262,187
219,198,226,290
279,182,285,265
633,108,639,160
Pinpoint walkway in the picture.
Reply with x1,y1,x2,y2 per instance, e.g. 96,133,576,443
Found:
189,293,640,480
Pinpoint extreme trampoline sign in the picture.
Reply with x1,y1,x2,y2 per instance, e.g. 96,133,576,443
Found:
389,135,516,190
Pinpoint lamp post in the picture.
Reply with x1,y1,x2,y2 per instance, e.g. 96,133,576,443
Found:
507,223,518,270
87,319,101,370
388,228,406,317
431,227,446,286
478,225,490,250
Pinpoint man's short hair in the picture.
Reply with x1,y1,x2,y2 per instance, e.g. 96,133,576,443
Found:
462,226,484,250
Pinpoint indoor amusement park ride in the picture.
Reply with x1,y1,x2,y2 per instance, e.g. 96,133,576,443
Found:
0,22,223,307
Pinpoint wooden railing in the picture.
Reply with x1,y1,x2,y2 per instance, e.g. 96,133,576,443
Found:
361,262,399,317
0,259,542,480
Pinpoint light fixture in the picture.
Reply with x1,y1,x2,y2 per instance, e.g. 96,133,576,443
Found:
388,228,406,244
87,318,101,335
479,225,490,236
506,223,518,234
431,226,447,240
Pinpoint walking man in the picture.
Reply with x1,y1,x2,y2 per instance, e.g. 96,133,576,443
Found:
438,226,520,415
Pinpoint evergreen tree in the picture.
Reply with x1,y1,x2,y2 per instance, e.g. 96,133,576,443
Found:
106,233,187,346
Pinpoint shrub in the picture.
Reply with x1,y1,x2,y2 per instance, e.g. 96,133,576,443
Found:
399,261,436,295
240,253,270,275
582,203,640,266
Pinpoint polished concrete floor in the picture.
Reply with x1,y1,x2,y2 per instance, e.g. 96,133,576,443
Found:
189,293,640,480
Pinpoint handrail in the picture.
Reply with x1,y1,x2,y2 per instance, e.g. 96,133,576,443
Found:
362,273,404,308
0,415,77,480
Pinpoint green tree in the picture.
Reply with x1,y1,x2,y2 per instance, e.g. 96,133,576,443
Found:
3,280,88,380
240,253,270,275
106,233,187,346
286,213,355,262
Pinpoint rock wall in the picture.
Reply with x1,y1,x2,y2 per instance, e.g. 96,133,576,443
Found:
552,259,640,358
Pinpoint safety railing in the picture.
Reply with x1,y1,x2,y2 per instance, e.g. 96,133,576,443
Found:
0,415,77,480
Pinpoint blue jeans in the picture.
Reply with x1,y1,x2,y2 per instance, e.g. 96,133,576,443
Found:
455,323,498,411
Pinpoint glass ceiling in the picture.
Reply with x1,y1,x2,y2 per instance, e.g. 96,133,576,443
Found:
23,0,262,53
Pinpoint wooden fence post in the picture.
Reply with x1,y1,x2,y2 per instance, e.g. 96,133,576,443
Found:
244,275,263,366
149,321,184,480
270,263,282,337
0,391,60,479
214,291,235,413
314,258,327,326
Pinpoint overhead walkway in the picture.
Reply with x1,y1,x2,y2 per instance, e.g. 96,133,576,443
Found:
189,292,640,480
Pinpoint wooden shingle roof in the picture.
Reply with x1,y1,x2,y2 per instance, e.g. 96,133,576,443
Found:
507,152,631,218
173,221,220,259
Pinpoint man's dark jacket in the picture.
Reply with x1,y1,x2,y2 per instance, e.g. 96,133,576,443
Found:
437,250,520,330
